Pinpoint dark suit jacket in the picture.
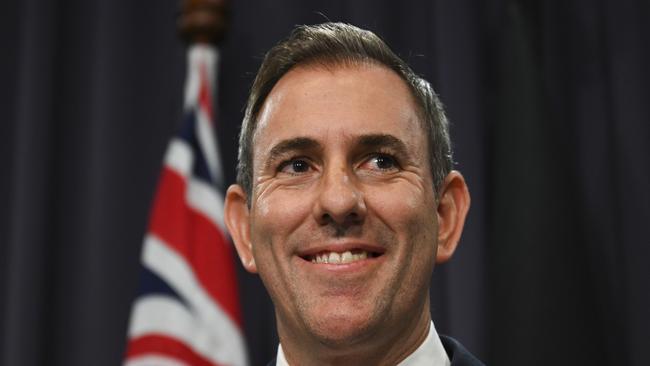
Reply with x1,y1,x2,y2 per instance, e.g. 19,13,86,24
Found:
265,335,485,365
439,335,485,366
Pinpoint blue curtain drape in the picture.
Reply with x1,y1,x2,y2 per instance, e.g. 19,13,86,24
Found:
1,0,648,365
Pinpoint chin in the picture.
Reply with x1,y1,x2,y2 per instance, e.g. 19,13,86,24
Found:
306,309,380,347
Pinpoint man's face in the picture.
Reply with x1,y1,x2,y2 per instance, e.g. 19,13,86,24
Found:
238,64,440,345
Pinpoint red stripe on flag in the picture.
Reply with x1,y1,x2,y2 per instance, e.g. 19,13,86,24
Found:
126,334,221,366
199,64,214,122
148,167,242,326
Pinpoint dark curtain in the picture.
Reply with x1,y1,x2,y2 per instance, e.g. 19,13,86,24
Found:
1,1,648,365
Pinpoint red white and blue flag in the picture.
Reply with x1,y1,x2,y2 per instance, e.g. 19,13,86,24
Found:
124,44,248,366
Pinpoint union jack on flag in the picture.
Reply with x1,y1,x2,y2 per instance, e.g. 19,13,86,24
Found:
124,44,248,366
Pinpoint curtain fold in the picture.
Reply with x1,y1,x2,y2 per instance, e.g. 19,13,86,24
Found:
1,1,648,365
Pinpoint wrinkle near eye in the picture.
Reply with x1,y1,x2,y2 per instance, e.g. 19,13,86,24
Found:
252,177,282,206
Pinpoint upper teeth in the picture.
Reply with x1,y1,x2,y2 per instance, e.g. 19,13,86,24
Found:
311,251,369,264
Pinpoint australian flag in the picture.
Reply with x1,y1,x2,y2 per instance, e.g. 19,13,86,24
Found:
123,44,248,366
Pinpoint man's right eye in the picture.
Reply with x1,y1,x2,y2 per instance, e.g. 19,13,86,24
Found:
279,159,311,174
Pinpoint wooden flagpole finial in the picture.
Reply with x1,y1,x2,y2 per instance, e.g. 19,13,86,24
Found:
178,0,229,45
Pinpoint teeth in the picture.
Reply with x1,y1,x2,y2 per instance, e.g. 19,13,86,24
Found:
328,252,341,264
311,250,372,265
341,251,353,264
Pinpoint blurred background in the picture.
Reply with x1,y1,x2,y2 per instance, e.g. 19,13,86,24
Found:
1,0,649,365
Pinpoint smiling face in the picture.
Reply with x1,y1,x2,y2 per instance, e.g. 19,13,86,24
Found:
225,64,466,361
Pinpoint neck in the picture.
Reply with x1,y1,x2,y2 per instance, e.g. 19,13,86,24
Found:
279,299,432,366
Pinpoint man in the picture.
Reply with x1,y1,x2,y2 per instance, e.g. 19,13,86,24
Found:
224,22,483,365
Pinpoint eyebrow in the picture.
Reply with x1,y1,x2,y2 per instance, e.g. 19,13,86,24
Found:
265,137,321,168
356,134,410,157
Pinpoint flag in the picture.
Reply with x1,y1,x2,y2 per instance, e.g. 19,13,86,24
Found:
124,44,248,366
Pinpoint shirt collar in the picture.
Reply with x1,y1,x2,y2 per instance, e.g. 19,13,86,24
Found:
276,321,450,366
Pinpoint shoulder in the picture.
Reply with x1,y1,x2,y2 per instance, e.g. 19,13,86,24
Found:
439,335,485,366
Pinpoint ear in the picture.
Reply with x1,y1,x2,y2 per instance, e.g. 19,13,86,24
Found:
435,171,471,264
224,184,258,273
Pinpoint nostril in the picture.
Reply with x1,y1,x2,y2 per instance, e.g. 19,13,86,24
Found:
320,213,334,225
319,212,362,227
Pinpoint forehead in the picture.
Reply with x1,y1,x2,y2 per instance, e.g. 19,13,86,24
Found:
253,64,426,156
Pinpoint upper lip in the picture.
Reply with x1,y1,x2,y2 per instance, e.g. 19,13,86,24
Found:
295,241,386,258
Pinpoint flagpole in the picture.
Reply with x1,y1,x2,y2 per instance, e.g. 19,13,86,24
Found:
178,0,230,187
178,0,229,45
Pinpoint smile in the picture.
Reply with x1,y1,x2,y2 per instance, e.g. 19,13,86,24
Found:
303,250,382,265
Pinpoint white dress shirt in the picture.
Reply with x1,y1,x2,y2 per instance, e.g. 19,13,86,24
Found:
276,321,451,366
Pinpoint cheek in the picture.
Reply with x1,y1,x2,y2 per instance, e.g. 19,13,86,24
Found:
367,183,437,228
367,183,438,262
403,190,425,212
251,187,314,245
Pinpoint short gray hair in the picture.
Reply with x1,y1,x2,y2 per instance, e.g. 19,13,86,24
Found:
237,22,453,199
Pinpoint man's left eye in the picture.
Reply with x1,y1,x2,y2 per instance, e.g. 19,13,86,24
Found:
365,154,398,171
279,158,311,174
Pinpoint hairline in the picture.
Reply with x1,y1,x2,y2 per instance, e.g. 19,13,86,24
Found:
250,59,430,152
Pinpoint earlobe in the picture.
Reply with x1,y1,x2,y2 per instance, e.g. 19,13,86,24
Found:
435,171,470,264
224,184,258,273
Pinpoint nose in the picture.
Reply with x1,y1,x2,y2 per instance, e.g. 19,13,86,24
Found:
313,163,367,228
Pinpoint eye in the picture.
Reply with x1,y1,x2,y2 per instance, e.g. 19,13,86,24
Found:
363,154,399,171
278,158,311,174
